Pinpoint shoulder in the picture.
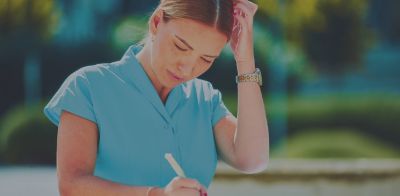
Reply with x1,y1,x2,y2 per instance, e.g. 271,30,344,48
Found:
64,63,120,86
71,63,111,79
185,78,222,102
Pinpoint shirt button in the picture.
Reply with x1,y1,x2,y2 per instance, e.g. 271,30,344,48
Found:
163,124,170,129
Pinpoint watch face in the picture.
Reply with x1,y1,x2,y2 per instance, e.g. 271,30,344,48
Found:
236,68,262,86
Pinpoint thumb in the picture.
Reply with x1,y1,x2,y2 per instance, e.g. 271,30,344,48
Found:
199,184,208,196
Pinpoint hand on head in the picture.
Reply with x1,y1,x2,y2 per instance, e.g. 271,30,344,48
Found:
230,0,258,65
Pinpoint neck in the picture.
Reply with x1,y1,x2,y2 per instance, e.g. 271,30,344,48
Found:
135,43,172,103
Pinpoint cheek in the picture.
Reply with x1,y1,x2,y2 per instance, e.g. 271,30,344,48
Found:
152,42,170,68
160,46,184,71
193,64,212,77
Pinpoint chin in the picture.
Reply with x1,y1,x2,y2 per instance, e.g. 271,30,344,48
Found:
159,77,180,89
168,80,184,88
164,70,186,87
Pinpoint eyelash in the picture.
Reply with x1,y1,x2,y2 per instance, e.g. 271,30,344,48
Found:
202,58,212,64
174,43,187,51
174,43,212,64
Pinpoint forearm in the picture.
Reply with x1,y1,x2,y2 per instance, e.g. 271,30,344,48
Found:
234,63,269,172
59,175,161,196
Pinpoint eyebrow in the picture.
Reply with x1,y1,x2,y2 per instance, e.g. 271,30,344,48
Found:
174,34,218,58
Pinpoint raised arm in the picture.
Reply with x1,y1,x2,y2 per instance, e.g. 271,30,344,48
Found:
213,0,269,174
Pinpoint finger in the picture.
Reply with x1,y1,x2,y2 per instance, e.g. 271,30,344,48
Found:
232,14,239,29
232,14,247,53
178,187,202,196
233,0,258,10
234,3,250,17
233,10,249,30
192,184,207,196
199,185,208,196
234,0,258,15
234,3,255,25
180,180,201,191
249,1,259,14
175,177,202,191
232,16,241,32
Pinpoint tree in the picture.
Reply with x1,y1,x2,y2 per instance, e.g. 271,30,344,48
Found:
256,0,370,74
0,0,58,49
0,0,59,105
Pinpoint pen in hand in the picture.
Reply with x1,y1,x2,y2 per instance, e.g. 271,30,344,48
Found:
164,153,186,177
164,153,207,196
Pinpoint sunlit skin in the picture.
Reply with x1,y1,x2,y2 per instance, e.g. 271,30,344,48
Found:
136,10,228,103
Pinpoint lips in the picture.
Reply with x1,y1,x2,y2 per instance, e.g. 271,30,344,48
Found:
167,70,184,82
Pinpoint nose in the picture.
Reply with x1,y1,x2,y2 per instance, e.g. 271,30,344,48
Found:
177,57,196,77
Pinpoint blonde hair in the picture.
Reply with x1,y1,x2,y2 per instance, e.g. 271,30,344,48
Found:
138,0,234,46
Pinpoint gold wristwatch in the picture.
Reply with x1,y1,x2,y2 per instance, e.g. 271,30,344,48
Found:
235,68,262,86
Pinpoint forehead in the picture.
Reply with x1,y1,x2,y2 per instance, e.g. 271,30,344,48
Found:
163,18,228,53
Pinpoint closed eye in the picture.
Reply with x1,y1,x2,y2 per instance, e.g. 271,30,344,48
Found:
201,58,212,63
175,42,213,64
174,43,188,51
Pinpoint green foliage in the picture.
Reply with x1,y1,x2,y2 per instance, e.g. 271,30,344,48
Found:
0,102,57,165
273,128,400,158
222,94,238,115
223,93,400,149
112,15,148,51
284,94,400,147
0,0,59,42
369,0,400,42
255,0,372,74
302,0,371,73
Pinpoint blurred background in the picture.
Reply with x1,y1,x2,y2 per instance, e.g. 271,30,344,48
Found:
0,0,399,195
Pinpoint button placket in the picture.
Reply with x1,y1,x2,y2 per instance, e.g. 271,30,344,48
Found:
163,124,170,129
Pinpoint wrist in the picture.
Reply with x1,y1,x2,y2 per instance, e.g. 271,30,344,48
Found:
236,67,263,86
236,61,256,75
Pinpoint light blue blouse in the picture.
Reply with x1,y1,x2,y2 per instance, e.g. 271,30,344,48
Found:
43,44,232,188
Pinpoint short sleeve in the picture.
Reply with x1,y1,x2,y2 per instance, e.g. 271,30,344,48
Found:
43,69,96,126
210,85,233,127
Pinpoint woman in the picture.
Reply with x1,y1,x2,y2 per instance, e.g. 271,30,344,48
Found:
43,0,269,195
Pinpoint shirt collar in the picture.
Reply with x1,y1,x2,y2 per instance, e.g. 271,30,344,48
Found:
118,44,187,123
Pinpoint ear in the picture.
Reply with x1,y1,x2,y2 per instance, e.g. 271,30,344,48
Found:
149,9,164,37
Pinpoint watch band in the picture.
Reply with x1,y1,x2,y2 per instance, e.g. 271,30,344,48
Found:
235,68,262,86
